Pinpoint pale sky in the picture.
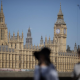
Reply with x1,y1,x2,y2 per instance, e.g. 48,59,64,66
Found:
1,0,80,50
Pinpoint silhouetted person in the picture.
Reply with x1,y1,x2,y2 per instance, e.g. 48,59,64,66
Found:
72,49,80,80
33,47,59,80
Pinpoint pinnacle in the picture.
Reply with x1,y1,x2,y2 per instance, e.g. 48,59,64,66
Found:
58,3,63,16
1,1,3,12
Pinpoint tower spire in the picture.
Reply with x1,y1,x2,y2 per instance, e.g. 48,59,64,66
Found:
26,27,32,45
58,3,63,16
40,36,43,45
28,27,31,33
1,1,3,13
55,3,66,24
75,42,77,47
22,31,23,38
60,3,61,10
41,35,43,40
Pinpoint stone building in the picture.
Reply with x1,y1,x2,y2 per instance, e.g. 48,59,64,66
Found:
0,1,79,72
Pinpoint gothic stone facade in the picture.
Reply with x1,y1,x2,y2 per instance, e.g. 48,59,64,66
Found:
0,2,79,72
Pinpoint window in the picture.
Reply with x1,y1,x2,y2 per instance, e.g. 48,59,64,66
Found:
19,55,21,60
1,29,2,40
1,18,2,22
19,63,21,68
2,62,4,68
23,55,25,61
15,63,17,68
12,62,13,68
5,54,7,61
5,62,7,68
15,54,17,61
11,43,12,47
15,44,16,49
12,54,14,60
26,55,28,61
55,57,57,62
1,29,4,40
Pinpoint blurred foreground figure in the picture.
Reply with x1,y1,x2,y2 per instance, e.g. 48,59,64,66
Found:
72,49,80,80
33,47,59,80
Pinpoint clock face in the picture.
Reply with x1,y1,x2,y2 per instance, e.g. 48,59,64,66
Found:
64,29,66,34
56,29,60,34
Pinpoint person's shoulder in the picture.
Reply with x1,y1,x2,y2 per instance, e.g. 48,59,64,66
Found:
49,63,56,70
34,65,39,74
49,63,58,76
49,68,58,77
34,65,39,71
35,65,39,69
72,62,80,77
73,62,80,72
74,62,80,68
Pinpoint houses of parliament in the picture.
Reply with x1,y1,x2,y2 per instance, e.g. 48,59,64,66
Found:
0,1,80,72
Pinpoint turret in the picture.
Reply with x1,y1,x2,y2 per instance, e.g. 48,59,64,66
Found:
17,31,19,39
13,32,15,36
37,44,38,50
77,45,80,51
26,27,32,46
13,32,15,40
40,36,43,45
22,31,23,39
74,43,77,53
49,36,51,44
45,37,47,45
9,31,10,38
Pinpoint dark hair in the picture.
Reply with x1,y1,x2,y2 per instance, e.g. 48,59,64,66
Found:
38,56,51,66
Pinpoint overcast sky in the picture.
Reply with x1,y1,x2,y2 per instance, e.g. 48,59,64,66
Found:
1,0,80,50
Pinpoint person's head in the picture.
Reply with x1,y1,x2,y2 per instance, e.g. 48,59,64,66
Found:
38,54,45,63
33,47,51,66
38,53,51,66
78,49,80,58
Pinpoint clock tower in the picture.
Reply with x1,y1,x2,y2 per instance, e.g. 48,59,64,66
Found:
54,3,67,52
